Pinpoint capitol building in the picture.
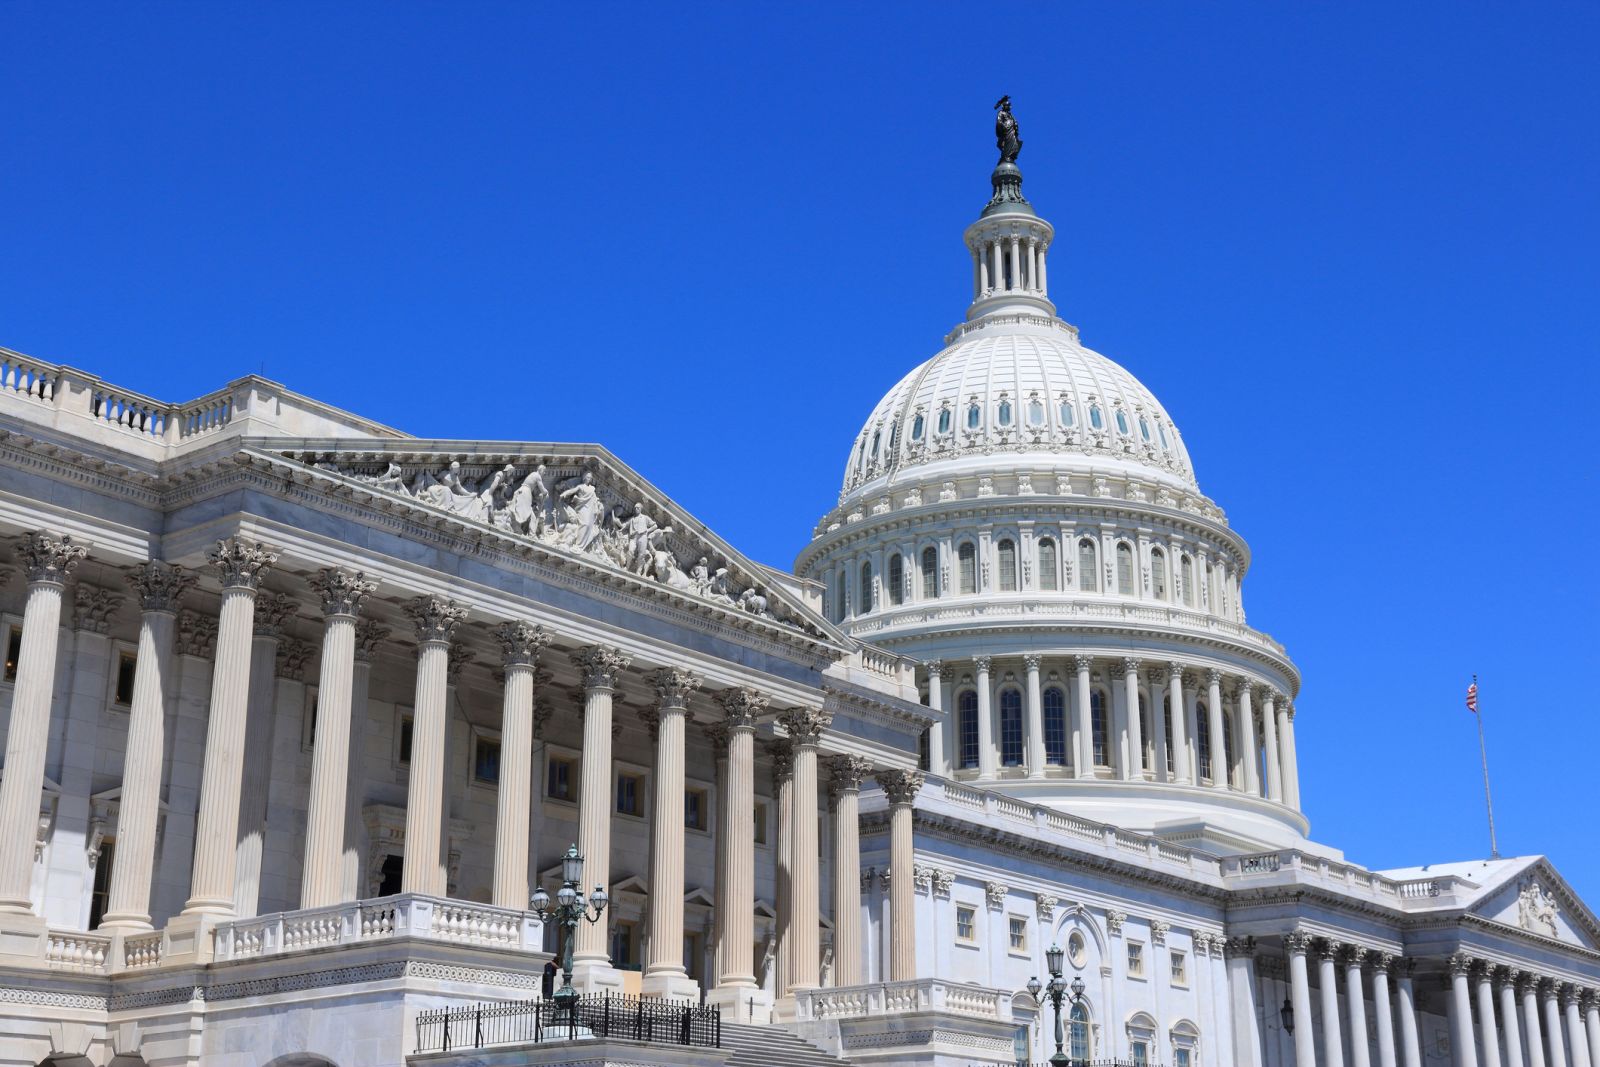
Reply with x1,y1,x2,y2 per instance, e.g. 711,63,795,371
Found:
0,112,1597,1067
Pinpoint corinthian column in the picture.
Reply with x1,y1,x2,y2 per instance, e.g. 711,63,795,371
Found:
1320,940,1349,1067
1500,971,1527,1067
641,667,702,1000
974,657,995,777
233,591,293,917
1565,985,1590,1067
1477,963,1505,1067
876,769,923,981
300,569,376,908
491,622,550,910
401,594,467,896
1373,954,1400,1067
923,661,947,775
771,738,794,997
1524,973,1550,1067
1024,655,1045,778
1123,658,1143,780
1286,931,1319,1067
571,644,631,984
1167,662,1190,783
1282,701,1302,809
1206,669,1227,789
780,706,832,992
1345,947,1372,1067
827,755,873,987
1236,680,1261,796
1398,959,1426,1067
1545,980,1570,1067
1260,687,1284,802
1072,656,1093,778
342,618,388,900
0,533,86,914
1584,991,1600,1067
99,562,191,929
707,688,769,1023
1450,955,1482,1067
182,538,276,917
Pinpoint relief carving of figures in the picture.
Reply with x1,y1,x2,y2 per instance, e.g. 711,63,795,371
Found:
556,471,604,553
1517,879,1560,938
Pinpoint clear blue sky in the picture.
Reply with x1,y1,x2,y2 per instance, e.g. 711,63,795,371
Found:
4,5,1597,901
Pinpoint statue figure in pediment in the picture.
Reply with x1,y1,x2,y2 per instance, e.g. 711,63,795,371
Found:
690,557,711,596
707,567,735,604
557,471,604,553
505,464,551,536
411,460,483,517
652,548,696,591
622,502,667,576
369,462,410,494
738,587,771,618
1518,879,1559,937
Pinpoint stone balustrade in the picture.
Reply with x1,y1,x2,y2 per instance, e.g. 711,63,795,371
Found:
44,929,113,971
791,978,1013,1022
1225,850,1474,909
213,894,542,962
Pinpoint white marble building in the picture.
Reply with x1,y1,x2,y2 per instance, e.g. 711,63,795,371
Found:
0,131,1597,1067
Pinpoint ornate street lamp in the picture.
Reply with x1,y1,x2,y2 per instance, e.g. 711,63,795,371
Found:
530,843,608,1010
1280,996,1295,1034
1027,944,1087,1067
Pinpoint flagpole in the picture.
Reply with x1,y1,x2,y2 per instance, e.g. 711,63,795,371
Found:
1472,674,1500,859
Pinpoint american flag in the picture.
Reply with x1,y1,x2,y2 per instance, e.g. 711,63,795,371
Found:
1466,680,1478,714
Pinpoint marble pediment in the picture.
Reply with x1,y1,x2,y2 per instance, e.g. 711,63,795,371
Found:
280,444,835,644
1472,859,1600,951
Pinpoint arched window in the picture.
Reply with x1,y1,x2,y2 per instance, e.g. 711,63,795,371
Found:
860,561,874,613
958,690,980,769
887,554,904,606
911,413,925,441
1089,405,1104,430
966,403,981,430
999,689,1024,766
1151,549,1167,599
1205,562,1215,611
1028,398,1044,426
1043,687,1067,766
1091,690,1109,767
1078,539,1098,592
1038,538,1058,591
1181,555,1195,607
1070,1003,1090,1059
958,542,977,594
1116,542,1134,595
997,399,1013,426
920,547,938,598
1059,399,1075,427
998,539,1017,591
1196,702,1212,781
937,407,952,435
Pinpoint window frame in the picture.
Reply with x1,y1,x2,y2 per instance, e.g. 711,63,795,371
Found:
471,727,503,787
997,538,1017,592
108,644,138,709
1126,939,1146,979
614,765,649,820
998,687,1024,767
1038,537,1058,591
544,746,581,805
1042,685,1067,766
958,542,977,595
957,689,980,770
887,553,905,606
955,904,978,945
920,546,939,599
1006,914,1030,956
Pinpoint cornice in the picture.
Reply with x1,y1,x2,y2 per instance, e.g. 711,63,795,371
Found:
821,682,935,734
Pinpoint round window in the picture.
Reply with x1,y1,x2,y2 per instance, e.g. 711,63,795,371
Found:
1068,930,1088,968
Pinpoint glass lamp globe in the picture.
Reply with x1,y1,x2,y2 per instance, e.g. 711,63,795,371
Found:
530,886,550,913
592,884,609,911
561,845,584,886
1026,976,1043,1000
557,884,576,907
1045,943,1065,977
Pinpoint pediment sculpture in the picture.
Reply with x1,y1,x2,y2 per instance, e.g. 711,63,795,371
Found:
306,456,817,636
1517,879,1560,938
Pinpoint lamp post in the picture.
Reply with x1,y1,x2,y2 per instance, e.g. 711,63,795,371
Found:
530,843,608,1010
1026,943,1086,1067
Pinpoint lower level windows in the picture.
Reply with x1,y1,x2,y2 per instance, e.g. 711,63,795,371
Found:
998,688,1023,766
1042,687,1067,765
955,905,977,942
958,690,980,769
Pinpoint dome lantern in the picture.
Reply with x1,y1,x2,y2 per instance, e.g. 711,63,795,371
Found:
966,97,1056,321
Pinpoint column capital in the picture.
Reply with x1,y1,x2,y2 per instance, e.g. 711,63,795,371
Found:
19,531,88,586
778,706,832,747
1580,987,1598,1012
1338,943,1369,968
1022,654,1041,672
1205,667,1223,686
1223,935,1256,960
309,568,377,619
1559,981,1580,1008
572,644,630,689
252,591,296,637
1167,660,1186,681
1284,929,1316,955
493,621,551,668
1518,971,1540,997
1448,952,1476,978
209,537,277,590
72,585,124,633
923,659,943,679
276,636,316,681
650,667,702,710
353,619,391,663
1375,951,1398,975
125,561,194,614
1122,656,1141,676
405,594,467,644
176,609,219,658
973,655,992,674
875,768,925,805
1316,938,1346,961
1073,654,1094,673
701,721,729,757
767,738,794,784
826,754,875,796
717,686,768,730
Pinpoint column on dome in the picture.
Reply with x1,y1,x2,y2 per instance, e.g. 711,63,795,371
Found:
707,688,769,1022
0,534,87,914
972,243,986,298
876,769,923,981
1122,658,1144,781
1477,962,1505,1067
399,596,467,897
1286,932,1320,1067
1565,985,1591,1067
1072,656,1093,778
1206,669,1227,790
570,644,632,987
924,661,947,775
1449,955,1482,1067
974,657,995,777
182,538,277,918
1524,973,1550,1067
1373,954,1400,1067
1260,687,1284,802
233,591,293,917
343,618,389,901
1398,960,1426,1067
1147,666,1170,783
1036,242,1048,294
827,755,873,988
491,622,550,910
779,707,831,992
301,569,377,908
1282,701,1302,809
100,561,192,930
1318,940,1349,1067
1168,663,1190,783
1007,235,1020,292
641,667,702,1000
1345,947,1373,1067
1236,679,1261,796
1024,655,1045,778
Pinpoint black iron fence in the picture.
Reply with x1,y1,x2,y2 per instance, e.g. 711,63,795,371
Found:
415,993,721,1053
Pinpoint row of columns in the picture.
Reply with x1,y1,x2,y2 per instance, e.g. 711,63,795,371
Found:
1282,934,1600,1067
971,232,1048,298
923,655,1298,807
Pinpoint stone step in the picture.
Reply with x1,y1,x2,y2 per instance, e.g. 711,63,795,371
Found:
721,1021,853,1067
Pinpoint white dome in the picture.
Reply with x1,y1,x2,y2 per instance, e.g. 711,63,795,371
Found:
839,315,1197,506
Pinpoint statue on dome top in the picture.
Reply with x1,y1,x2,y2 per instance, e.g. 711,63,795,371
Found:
994,95,1022,164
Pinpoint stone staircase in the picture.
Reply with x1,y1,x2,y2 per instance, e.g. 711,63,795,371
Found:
721,1021,853,1067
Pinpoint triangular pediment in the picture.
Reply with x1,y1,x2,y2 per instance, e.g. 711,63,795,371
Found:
1468,858,1600,950
266,442,848,651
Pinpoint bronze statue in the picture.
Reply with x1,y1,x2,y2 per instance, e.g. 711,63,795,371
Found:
995,95,1022,164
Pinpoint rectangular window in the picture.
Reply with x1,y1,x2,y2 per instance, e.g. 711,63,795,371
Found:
610,921,638,968
955,906,976,943
999,691,1024,766
1127,940,1145,977
1171,949,1188,985
1008,916,1027,952
113,650,137,706
1043,688,1067,766
1039,539,1058,591
685,787,708,831
87,839,115,928
3,624,21,683
918,728,930,771
547,755,577,801
753,800,769,845
302,690,320,750
1132,1041,1149,1067
616,772,644,817
959,697,980,770
1175,1050,1191,1067
398,712,414,764
473,737,501,785
959,545,976,594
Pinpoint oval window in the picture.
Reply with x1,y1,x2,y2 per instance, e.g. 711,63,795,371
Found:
967,403,981,430
1089,405,1103,430
912,413,925,440
1068,931,1088,968
1115,410,1130,435
1139,417,1151,441
1059,401,1075,427
938,408,952,434
1028,399,1045,426
1158,422,1170,448
997,400,1012,426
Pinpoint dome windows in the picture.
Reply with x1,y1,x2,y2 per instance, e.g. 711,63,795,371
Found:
999,688,1024,766
1116,542,1135,594
1158,422,1170,449
1089,405,1104,431
1077,539,1098,592
888,420,900,452
1139,417,1151,442
920,547,939,598
1038,537,1058,591
1115,409,1130,436
1058,398,1075,427
860,561,875,612
888,554,904,606
958,542,977,594
1151,548,1168,599
937,406,952,435
997,398,1013,427
911,413,925,441
1027,398,1045,426
870,429,881,459
966,402,981,431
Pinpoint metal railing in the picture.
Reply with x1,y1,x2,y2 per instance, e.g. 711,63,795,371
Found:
415,993,720,1053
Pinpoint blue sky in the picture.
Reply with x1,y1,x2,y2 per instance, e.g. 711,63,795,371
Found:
4,5,1597,901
